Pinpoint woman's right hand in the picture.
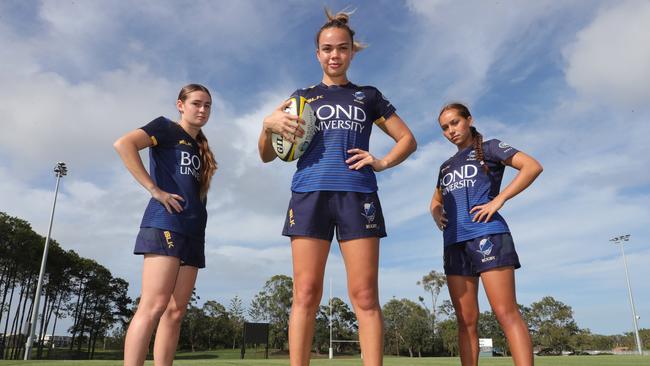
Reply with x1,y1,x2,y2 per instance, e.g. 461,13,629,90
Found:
150,187,185,213
263,100,305,143
431,205,448,231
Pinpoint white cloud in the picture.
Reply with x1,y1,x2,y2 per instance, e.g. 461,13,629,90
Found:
564,1,650,106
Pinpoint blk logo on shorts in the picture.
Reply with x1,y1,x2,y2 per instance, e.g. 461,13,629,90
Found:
164,231,174,249
361,202,378,229
288,209,295,227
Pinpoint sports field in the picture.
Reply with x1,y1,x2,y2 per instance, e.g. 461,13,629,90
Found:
0,356,646,366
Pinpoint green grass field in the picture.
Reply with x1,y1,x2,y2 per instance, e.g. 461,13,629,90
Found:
0,355,647,366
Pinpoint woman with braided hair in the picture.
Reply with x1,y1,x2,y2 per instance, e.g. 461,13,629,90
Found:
430,103,542,366
114,84,217,366
259,8,416,366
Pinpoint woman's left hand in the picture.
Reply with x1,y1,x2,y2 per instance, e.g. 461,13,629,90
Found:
469,198,505,223
346,148,388,172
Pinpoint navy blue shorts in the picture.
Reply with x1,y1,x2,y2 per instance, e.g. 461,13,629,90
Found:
282,191,387,242
443,233,520,277
134,227,205,268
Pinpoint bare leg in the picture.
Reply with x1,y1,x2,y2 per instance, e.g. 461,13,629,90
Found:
339,237,382,366
124,255,180,366
289,236,330,366
447,275,480,366
153,265,198,366
481,267,533,366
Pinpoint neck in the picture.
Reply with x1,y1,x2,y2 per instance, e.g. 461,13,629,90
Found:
179,120,200,139
321,74,349,86
456,136,475,151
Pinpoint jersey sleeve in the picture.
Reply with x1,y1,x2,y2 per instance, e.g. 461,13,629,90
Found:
140,117,174,147
484,139,519,163
372,88,396,125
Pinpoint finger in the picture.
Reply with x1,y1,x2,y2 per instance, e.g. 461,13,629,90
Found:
469,205,482,214
278,99,292,110
171,194,185,202
282,132,296,143
484,211,494,223
441,217,448,224
295,126,304,138
345,153,365,164
163,202,173,214
347,148,362,154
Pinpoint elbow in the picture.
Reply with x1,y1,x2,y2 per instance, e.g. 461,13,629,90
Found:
410,135,418,154
113,138,124,153
534,160,544,177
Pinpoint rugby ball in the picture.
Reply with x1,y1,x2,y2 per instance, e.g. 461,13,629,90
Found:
272,96,317,162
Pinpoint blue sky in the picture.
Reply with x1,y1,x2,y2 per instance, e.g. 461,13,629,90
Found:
1,0,649,336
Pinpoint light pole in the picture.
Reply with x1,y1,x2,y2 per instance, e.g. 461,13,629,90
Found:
610,234,643,356
24,162,67,360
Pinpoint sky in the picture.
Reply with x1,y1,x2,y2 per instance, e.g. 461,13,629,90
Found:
1,0,649,336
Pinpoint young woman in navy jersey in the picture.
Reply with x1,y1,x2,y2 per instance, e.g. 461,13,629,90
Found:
431,103,542,366
258,9,416,366
114,84,217,366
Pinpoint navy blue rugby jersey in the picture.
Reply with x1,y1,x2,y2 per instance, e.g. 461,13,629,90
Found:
139,117,207,240
436,139,519,246
290,82,396,193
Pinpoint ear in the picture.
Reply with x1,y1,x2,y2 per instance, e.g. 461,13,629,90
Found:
467,116,473,126
176,99,184,114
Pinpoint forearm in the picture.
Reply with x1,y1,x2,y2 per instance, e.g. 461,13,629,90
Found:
114,141,157,193
258,127,277,162
380,131,417,170
494,164,542,204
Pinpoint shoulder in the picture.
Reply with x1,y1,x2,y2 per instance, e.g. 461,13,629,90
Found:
141,116,173,133
292,84,320,98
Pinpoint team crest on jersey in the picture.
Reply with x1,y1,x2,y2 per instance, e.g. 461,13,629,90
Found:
361,202,378,229
307,95,324,103
477,238,496,263
467,150,477,161
178,139,193,147
353,91,366,104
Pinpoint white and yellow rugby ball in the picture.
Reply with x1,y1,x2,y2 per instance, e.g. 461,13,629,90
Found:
272,96,317,162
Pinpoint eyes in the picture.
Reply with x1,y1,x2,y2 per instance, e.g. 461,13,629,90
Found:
320,44,351,53
190,101,211,109
440,119,460,131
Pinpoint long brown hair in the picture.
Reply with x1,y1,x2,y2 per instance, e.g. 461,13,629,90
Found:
315,8,367,52
439,103,489,174
177,84,218,201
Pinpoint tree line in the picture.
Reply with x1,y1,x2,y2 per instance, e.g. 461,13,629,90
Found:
1,211,647,359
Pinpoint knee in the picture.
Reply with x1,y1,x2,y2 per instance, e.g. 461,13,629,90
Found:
456,309,479,330
293,282,323,310
493,304,521,326
349,286,379,312
136,298,170,321
161,302,187,325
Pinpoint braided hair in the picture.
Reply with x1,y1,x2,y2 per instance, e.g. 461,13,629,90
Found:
439,103,489,174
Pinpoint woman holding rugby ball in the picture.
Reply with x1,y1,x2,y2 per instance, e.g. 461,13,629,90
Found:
431,103,542,366
258,9,416,366
114,84,217,366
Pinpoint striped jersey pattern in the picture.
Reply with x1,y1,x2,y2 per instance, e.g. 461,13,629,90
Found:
290,82,396,193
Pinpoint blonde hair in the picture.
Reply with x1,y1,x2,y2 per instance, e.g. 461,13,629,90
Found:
177,84,218,201
315,8,367,52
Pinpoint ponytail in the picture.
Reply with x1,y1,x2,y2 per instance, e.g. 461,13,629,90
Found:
196,130,217,201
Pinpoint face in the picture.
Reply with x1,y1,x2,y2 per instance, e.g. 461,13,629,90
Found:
438,109,473,148
177,90,211,128
316,27,354,79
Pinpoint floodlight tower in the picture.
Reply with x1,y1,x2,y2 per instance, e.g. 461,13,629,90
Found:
610,234,643,356
24,162,67,360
